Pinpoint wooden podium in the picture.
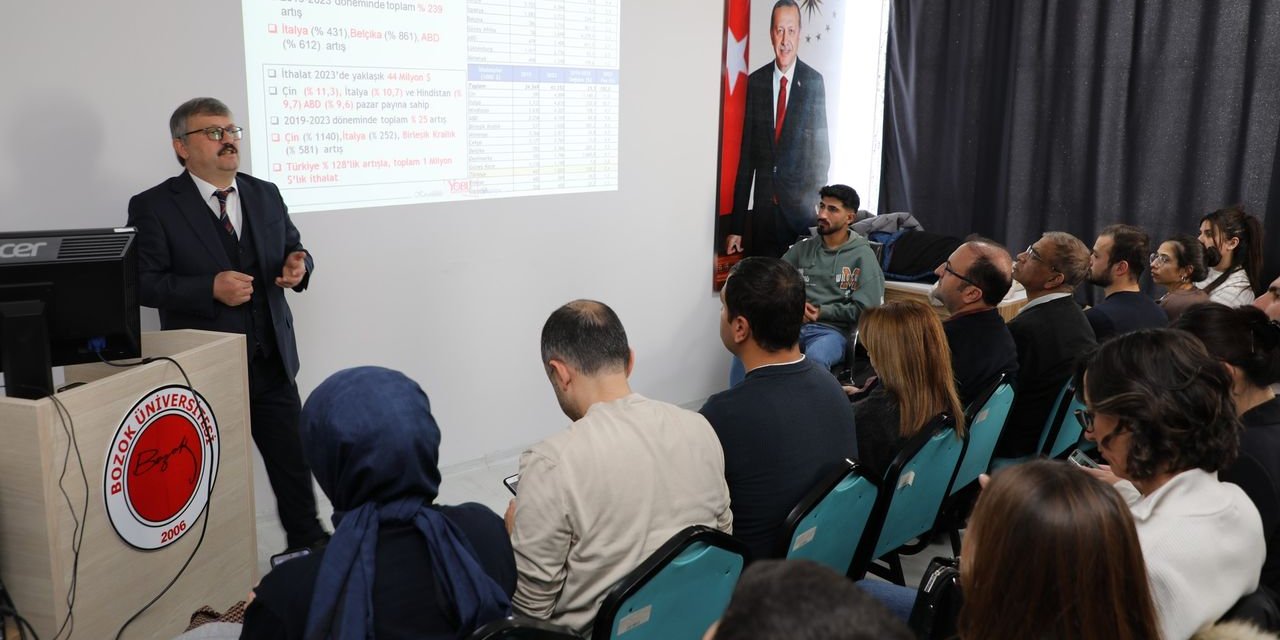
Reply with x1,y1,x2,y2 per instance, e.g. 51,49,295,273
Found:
0,330,257,639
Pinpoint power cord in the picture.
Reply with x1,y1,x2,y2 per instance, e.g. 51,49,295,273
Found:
91,353,214,640
47,394,86,640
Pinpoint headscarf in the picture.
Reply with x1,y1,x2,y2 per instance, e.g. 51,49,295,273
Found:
299,366,510,639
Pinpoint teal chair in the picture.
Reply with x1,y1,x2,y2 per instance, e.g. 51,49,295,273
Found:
934,373,1015,554
851,414,965,584
470,617,582,639
1036,379,1087,459
779,461,877,575
592,525,747,640
950,373,1015,494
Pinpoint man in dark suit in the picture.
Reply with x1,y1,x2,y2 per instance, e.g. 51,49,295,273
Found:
725,0,830,258
127,97,327,550
995,232,1097,460
929,239,1019,407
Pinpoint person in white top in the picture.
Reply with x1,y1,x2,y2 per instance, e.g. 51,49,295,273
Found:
1077,329,1265,640
1196,206,1264,306
506,300,733,634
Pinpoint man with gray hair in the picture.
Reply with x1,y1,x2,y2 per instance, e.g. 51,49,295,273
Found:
127,97,327,550
994,232,1097,460
506,300,732,634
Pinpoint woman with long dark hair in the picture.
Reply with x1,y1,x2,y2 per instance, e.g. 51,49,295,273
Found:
959,460,1161,640
1197,206,1264,306
1176,304,1280,593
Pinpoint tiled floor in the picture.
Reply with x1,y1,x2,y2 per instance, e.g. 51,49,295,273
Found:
251,447,951,588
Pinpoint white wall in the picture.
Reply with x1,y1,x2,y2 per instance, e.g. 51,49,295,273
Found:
1,0,730,465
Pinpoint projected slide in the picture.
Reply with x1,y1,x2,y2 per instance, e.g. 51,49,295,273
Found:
242,1,620,212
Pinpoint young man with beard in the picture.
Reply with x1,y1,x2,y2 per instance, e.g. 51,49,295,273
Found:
1084,224,1167,341
772,184,883,377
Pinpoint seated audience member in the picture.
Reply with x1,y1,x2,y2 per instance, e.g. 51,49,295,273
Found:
705,559,912,640
700,258,858,560
509,300,733,633
1176,304,1280,593
242,367,514,639
729,184,881,383
1256,273,1280,322
929,238,1019,406
959,460,1162,640
1197,206,1265,306
1076,329,1265,640
1084,224,1167,341
995,232,1096,460
854,299,966,481
1151,234,1210,322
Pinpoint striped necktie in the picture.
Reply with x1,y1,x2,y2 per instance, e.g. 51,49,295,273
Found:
213,187,237,238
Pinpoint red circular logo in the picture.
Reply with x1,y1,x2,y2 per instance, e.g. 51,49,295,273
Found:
105,386,220,550
125,413,204,523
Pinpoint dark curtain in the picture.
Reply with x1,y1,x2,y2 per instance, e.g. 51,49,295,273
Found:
880,0,1280,289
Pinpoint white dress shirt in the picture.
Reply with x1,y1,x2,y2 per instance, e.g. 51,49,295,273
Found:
189,173,241,239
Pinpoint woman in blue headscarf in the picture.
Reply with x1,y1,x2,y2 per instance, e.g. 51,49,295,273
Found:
242,367,515,639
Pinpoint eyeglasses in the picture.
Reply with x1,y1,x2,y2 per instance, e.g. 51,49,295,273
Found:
1149,253,1171,266
942,261,981,289
1024,244,1059,272
1074,408,1095,433
1076,408,1131,444
181,126,244,141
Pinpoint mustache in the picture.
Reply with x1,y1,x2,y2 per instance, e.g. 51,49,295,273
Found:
218,144,238,155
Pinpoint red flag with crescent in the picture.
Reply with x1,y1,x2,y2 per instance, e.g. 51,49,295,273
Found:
718,0,751,216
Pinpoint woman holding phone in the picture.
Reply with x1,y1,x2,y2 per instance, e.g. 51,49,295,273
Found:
1075,329,1264,640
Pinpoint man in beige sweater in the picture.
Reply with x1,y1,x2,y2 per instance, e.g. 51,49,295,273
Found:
506,300,733,634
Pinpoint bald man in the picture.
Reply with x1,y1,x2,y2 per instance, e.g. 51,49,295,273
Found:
930,239,1019,406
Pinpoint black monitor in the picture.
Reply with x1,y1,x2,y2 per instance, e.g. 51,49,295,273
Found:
0,227,141,399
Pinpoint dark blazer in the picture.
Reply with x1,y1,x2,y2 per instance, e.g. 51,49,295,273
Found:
126,171,312,379
943,308,1019,408
996,295,1096,458
1220,397,1280,592
730,59,830,239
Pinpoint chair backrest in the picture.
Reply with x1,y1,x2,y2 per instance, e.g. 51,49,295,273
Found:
779,461,877,575
949,374,1014,495
592,525,748,640
1035,379,1087,459
863,415,965,562
469,617,583,640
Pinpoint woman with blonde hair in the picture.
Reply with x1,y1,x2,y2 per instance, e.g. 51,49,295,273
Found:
853,299,965,480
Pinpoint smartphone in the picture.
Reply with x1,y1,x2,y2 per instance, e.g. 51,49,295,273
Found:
270,547,311,568
1068,448,1100,469
503,473,520,495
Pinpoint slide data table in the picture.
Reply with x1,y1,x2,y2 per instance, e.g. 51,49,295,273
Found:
242,0,620,212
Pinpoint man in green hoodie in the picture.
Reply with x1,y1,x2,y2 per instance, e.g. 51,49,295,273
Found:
728,184,883,385
783,184,884,370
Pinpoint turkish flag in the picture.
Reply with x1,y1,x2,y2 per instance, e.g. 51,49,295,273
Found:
718,0,750,216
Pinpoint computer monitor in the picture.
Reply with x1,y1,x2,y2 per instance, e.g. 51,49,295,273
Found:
0,227,141,399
